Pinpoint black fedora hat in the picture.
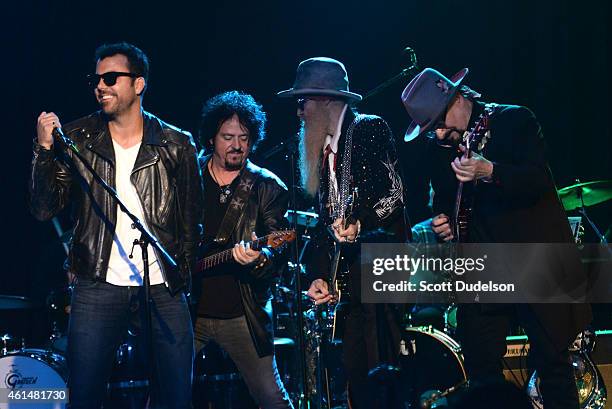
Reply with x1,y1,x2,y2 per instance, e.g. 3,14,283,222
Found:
401,67,469,141
277,57,362,102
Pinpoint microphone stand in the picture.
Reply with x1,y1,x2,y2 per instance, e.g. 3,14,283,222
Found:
351,47,419,407
282,135,311,408
52,127,178,394
359,47,420,103
576,185,612,257
263,134,297,161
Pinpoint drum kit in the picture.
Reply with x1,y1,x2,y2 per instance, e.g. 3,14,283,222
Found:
0,291,149,409
268,178,612,409
271,210,473,408
558,180,612,253
0,295,68,409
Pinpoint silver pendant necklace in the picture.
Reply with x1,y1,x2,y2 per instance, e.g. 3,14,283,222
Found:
210,160,232,204
219,185,231,204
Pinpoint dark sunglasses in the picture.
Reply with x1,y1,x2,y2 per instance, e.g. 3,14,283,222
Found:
297,98,309,110
87,72,138,88
297,95,331,110
432,106,449,130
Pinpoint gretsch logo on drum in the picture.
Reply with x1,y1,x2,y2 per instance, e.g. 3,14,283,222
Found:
399,339,417,356
4,364,39,389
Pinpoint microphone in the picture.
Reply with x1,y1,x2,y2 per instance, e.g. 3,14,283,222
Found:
52,127,79,153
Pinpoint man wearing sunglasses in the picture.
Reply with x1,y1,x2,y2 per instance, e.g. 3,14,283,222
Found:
30,42,203,408
278,57,410,408
401,68,591,409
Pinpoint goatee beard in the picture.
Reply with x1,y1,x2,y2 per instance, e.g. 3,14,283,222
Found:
223,146,246,171
298,120,328,198
224,159,243,171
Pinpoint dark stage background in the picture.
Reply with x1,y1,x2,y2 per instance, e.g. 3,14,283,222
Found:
3,0,611,342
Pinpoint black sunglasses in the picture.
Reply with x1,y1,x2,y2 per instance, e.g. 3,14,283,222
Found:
87,72,138,88
297,98,308,110
432,106,449,130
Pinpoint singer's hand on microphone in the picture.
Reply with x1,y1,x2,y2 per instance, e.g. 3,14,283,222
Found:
37,112,61,149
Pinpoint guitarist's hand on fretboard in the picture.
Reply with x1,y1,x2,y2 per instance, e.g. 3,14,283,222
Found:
232,231,264,266
196,230,295,274
450,144,494,183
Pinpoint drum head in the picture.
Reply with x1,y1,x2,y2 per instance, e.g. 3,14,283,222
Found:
400,327,466,406
0,349,67,409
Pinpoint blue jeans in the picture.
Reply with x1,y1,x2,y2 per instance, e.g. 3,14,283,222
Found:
67,278,194,409
194,316,293,409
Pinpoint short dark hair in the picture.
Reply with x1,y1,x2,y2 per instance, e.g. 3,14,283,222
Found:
94,42,149,85
199,91,267,151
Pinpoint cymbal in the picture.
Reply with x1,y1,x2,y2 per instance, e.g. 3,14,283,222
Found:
284,209,319,228
0,295,33,310
558,180,612,210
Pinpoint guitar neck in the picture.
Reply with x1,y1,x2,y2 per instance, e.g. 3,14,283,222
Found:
197,236,267,272
452,105,495,243
453,181,465,219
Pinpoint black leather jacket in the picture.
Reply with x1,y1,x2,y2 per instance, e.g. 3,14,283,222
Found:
29,111,204,295
196,156,289,357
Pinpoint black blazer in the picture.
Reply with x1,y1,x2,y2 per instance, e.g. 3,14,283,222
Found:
311,109,410,302
427,102,591,350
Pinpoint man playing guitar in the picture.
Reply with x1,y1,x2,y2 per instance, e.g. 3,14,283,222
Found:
278,57,410,408
194,91,294,409
402,67,591,409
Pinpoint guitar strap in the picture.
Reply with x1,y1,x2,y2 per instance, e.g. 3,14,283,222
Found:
214,161,261,245
331,114,365,222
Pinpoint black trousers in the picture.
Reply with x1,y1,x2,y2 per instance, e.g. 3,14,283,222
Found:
342,302,403,409
457,304,579,409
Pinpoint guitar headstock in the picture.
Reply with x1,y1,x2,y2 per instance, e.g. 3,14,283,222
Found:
266,230,297,249
464,114,491,153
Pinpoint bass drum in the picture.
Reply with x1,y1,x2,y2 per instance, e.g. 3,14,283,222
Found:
0,349,67,409
399,327,466,406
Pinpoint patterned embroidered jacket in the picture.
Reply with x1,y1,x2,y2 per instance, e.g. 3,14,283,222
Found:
310,109,410,300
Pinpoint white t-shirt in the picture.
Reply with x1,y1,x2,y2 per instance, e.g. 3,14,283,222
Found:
106,140,164,286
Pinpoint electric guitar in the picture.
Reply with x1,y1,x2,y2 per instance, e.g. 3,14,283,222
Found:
196,230,296,273
323,188,358,342
452,104,496,242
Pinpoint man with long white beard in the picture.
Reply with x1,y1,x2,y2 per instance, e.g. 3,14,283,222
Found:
278,57,410,408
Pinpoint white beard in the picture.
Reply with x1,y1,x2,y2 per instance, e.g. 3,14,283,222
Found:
298,118,329,198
